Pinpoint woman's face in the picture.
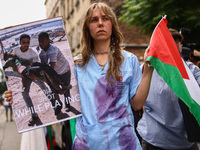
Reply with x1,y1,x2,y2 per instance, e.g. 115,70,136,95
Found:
88,8,112,43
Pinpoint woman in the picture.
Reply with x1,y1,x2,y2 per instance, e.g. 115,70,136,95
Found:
72,2,153,150
5,2,153,149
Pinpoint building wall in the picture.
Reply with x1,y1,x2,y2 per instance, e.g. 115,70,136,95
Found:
45,0,62,18
44,0,150,63
45,0,91,57
63,0,91,57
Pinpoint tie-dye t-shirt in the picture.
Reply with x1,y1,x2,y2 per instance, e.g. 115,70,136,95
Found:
73,50,142,150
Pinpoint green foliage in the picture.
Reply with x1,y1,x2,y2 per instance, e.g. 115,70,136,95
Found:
0,68,7,95
0,81,7,95
119,0,200,43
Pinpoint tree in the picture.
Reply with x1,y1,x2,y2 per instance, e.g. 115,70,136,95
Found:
119,0,200,43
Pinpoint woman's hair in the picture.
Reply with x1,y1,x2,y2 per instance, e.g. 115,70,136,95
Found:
78,2,124,83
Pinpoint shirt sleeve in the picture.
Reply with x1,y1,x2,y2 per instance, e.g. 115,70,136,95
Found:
48,47,58,63
31,50,40,63
127,54,142,100
74,56,82,79
187,62,200,86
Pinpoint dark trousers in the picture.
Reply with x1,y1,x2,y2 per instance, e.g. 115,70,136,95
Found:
141,139,199,150
22,78,50,118
51,70,71,108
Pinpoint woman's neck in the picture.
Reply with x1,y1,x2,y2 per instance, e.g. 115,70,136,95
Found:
93,40,111,70
93,40,110,54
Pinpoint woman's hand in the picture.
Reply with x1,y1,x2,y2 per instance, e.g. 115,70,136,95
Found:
143,46,154,73
144,46,150,61
130,46,154,111
4,90,13,105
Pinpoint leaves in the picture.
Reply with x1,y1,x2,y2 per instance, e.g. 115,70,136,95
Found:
0,68,7,95
0,81,7,95
119,0,200,42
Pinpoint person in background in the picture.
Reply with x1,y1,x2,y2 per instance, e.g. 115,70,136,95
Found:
20,128,47,150
2,93,13,122
137,28,200,150
193,50,200,57
191,49,200,68
72,2,153,150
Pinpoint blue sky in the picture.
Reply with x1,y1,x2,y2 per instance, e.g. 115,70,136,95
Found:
0,0,46,29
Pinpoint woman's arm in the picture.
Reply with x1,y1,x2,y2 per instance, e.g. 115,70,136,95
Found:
130,47,154,111
130,64,153,111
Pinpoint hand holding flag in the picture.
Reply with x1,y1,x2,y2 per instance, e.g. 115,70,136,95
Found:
145,17,200,126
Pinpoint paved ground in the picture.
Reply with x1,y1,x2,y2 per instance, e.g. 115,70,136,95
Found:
0,105,21,150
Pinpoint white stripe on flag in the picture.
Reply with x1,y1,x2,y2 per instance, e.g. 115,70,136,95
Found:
183,60,200,105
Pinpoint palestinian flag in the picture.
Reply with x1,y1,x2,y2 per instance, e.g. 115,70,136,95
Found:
145,17,200,125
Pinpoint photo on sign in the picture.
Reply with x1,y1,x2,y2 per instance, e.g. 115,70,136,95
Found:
0,17,81,133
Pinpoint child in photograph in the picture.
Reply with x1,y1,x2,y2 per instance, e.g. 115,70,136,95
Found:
12,33,63,126
38,32,72,113
3,52,30,92
22,62,72,94
3,52,71,95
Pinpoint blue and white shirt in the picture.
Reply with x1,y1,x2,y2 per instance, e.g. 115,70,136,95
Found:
137,62,200,149
39,44,70,75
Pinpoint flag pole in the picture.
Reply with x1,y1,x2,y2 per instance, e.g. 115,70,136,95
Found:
163,15,167,19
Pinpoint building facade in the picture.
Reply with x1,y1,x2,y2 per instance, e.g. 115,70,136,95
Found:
44,0,150,63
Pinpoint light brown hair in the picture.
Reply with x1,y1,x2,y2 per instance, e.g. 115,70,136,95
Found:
76,2,124,83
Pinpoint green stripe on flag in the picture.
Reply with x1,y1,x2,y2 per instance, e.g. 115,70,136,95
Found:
146,56,200,125
70,118,76,143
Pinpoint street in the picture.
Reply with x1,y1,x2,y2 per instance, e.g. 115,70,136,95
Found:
0,101,200,150
0,105,21,150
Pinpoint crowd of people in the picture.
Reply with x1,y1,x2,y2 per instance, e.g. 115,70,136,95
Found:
3,1,200,150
